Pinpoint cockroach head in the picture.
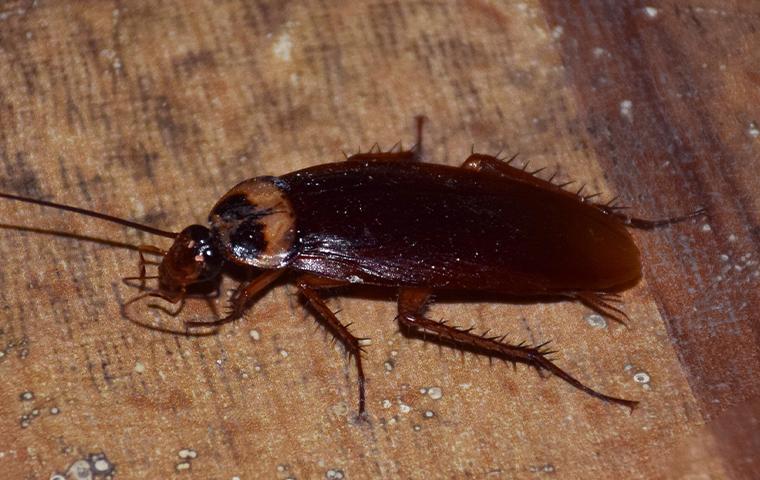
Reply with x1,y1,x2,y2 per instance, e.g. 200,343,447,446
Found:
158,224,223,292
208,176,297,269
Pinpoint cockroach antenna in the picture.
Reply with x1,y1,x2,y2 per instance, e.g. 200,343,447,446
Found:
0,191,178,239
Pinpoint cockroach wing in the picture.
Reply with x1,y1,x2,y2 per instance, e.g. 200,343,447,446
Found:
281,160,641,295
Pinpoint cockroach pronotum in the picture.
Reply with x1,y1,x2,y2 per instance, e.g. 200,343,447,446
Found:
0,118,705,417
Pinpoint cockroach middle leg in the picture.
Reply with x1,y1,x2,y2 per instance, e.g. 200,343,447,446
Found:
344,116,426,164
295,274,368,418
397,288,638,411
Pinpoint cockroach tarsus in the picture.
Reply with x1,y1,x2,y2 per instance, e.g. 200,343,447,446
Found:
0,119,706,417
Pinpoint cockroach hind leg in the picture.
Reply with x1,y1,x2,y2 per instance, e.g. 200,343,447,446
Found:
600,206,708,230
397,288,637,411
575,291,631,328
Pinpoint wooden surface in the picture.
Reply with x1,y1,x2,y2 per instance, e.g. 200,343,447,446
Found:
1,1,758,478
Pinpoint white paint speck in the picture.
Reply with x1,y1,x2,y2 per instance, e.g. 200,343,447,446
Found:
701,223,712,232
358,338,372,347
585,313,607,329
644,6,659,18
427,387,443,400
551,25,564,39
176,461,191,471
728,234,737,242
134,361,145,373
399,403,411,414
620,100,633,121
347,275,363,284
178,448,197,459
93,458,112,473
249,329,261,341
748,122,759,138
384,361,394,372
20,391,34,401
280,349,289,358
423,410,435,418
327,469,345,480
592,47,609,58
633,371,651,384
50,407,60,415
382,399,392,409
273,33,293,61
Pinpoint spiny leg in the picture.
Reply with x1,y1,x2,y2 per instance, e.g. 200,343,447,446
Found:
461,153,584,200
397,288,638,411
596,205,707,230
575,291,630,327
345,115,426,163
296,274,368,417
462,154,707,226
185,269,285,328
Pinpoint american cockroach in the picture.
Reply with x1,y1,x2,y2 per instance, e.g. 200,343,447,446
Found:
0,118,705,416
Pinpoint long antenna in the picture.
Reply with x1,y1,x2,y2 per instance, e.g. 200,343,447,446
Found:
0,192,178,239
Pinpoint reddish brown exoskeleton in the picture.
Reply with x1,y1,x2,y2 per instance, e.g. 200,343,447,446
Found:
0,119,705,416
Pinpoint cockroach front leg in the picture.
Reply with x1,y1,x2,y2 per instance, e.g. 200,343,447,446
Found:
184,269,285,328
296,274,368,418
397,288,638,411
121,244,167,290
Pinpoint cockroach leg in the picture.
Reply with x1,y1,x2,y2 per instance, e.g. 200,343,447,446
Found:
597,206,707,230
184,269,285,328
119,291,217,337
397,288,638,411
345,116,426,164
122,244,166,290
461,153,571,197
295,274,368,418
574,291,631,327
344,149,418,163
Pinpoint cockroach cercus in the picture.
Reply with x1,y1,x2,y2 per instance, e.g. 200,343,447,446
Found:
0,120,704,417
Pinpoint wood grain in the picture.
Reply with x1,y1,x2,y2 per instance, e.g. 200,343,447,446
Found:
1,1,756,478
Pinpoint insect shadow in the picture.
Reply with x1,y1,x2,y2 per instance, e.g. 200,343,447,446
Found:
0,117,706,418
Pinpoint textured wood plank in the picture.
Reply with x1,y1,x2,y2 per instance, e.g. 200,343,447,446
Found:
0,1,754,478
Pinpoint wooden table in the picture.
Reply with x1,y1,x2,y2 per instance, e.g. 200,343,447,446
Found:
1,1,757,478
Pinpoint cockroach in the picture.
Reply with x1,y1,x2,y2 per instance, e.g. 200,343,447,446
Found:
0,119,704,416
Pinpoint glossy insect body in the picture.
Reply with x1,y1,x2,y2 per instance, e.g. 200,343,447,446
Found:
276,160,641,293
0,131,704,418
